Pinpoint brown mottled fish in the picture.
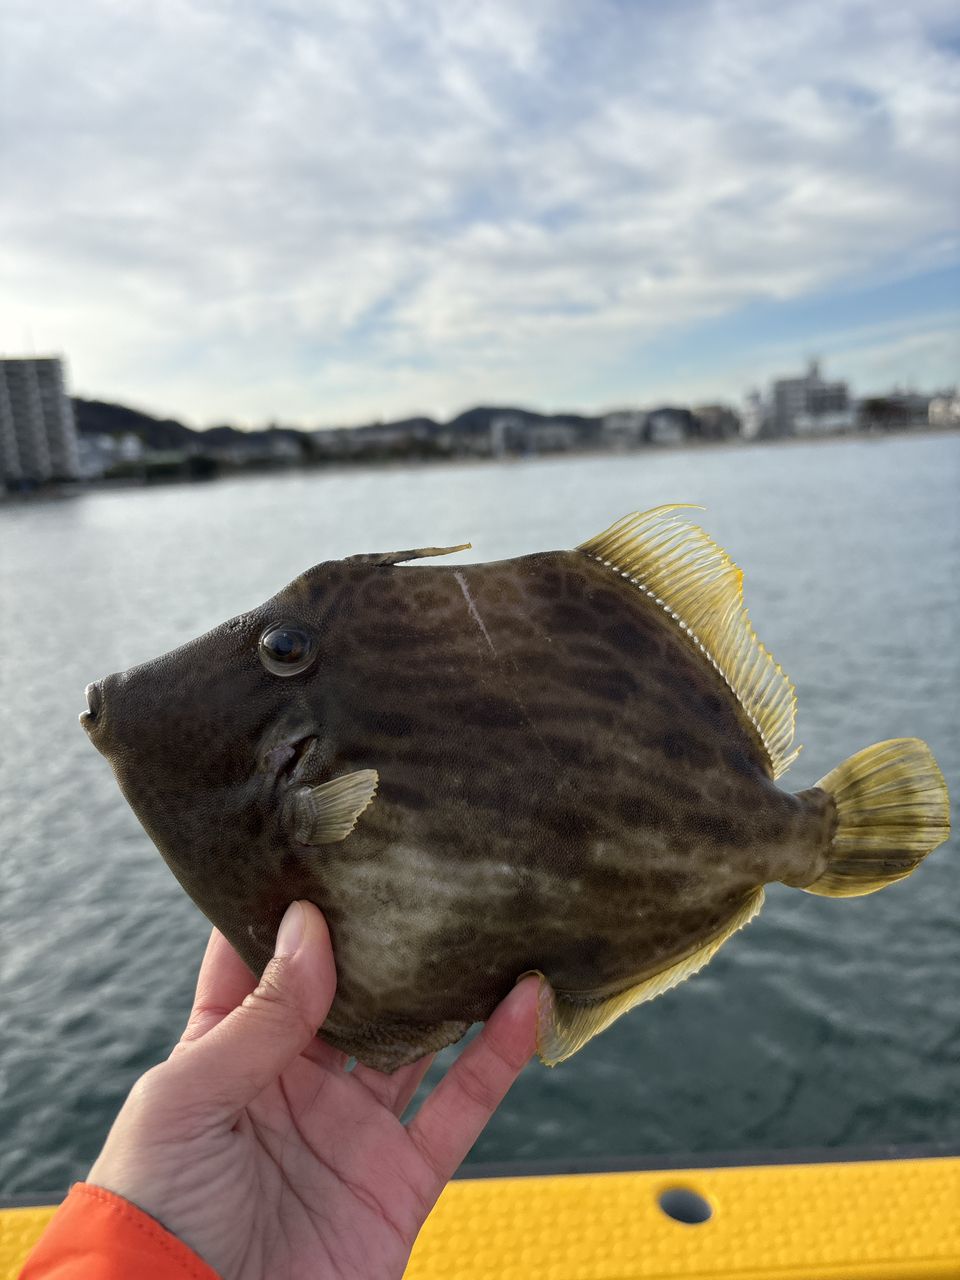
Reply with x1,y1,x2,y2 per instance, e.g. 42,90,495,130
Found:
80,506,951,1070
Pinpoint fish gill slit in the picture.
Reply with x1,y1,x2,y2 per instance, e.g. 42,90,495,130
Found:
453,571,497,656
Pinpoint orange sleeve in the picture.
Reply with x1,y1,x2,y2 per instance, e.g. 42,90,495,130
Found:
20,1183,220,1280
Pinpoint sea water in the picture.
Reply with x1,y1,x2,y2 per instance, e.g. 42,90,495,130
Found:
1,432,957,1192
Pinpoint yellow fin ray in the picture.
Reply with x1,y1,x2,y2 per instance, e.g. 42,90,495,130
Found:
534,888,765,1066
804,738,950,897
579,505,799,779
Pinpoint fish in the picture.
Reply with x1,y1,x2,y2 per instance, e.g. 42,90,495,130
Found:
80,505,951,1071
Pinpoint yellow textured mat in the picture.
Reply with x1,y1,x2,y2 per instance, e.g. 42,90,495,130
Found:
0,1208,56,1280
405,1158,960,1277
2,1158,958,1279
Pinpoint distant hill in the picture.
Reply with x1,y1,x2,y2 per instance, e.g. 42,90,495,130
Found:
72,398,197,451
65,392,751,475
72,397,607,450
72,399,307,452
446,404,602,435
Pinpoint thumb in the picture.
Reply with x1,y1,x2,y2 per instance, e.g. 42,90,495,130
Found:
174,900,337,1114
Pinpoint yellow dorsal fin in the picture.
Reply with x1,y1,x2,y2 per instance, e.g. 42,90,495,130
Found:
578,505,799,779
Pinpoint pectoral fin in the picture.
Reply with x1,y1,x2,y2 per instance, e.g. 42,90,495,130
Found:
292,769,379,844
531,887,765,1066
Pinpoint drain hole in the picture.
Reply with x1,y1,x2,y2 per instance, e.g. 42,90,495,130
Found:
658,1186,712,1224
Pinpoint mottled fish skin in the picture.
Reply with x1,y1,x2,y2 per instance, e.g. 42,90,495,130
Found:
82,544,837,1070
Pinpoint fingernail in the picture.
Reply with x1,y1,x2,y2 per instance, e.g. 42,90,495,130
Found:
276,902,305,957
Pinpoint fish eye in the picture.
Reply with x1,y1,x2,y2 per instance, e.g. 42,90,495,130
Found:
258,625,317,677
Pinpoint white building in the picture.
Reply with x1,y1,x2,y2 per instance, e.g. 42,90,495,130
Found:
793,407,856,435
741,390,766,439
0,356,81,486
490,413,578,456
929,391,960,428
771,359,854,436
601,410,646,449
645,407,693,444
76,433,116,480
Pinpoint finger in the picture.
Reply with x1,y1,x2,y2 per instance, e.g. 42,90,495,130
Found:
171,901,337,1115
352,1053,437,1117
407,977,537,1185
301,1036,350,1073
177,929,257,1046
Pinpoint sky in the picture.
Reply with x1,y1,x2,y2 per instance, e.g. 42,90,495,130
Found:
1,0,958,429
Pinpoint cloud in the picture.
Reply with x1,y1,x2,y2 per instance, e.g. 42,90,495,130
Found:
820,315,960,392
618,311,960,408
0,0,957,424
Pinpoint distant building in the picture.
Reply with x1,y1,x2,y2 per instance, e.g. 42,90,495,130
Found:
490,412,578,456
601,410,646,449
311,418,435,459
0,373,19,481
645,406,696,444
0,356,80,486
77,432,119,480
741,389,766,439
116,432,145,462
771,359,854,436
692,404,742,439
858,391,933,432
210,435,299,466
929,390,960,428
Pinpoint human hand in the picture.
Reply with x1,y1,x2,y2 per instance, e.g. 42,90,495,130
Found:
88,901,538,1279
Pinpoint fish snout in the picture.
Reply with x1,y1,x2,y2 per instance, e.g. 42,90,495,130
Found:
80,680,102,729
79,671,134,756
80,678,115,753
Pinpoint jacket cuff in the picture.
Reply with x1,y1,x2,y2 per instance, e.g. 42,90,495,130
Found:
20,1182,220,1279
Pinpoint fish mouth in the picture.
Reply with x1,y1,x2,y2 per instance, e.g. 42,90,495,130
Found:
80,681,102,731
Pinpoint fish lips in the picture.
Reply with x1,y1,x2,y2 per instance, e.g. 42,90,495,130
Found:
80,672,137,762
78,671,147,760
79,680,105,746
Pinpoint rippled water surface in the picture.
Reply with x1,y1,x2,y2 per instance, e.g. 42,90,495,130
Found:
2,433,958,1193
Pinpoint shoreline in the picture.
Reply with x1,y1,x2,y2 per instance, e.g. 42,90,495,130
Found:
1,424,957,505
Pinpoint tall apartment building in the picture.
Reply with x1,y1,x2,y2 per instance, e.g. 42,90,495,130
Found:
0,356,81,486
771,359,852,436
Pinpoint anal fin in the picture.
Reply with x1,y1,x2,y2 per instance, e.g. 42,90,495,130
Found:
533,887,765,1066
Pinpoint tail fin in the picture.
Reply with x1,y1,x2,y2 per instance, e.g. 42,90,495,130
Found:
804,738,950,898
